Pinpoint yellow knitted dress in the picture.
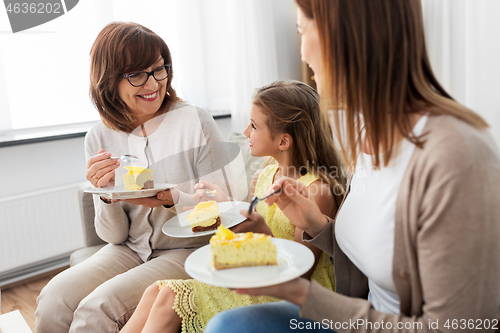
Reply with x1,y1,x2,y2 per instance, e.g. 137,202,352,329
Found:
157,165,335,333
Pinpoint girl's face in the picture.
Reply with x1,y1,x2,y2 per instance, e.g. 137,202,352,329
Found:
117,57,167,126
243,105,281,157
297,7,322,91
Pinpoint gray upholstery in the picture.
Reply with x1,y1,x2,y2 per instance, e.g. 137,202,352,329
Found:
70,133,265,266
70,184,105,266
78,183,104,247
69,245,105,266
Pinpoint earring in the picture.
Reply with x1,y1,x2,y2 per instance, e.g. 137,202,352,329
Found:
279,150,283,154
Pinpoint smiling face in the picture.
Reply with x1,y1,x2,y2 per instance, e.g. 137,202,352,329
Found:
118,57,167,126
297,7,322,91
243,105,282,158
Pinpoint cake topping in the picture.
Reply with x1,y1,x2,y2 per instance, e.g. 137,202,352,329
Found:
124,166,149,175
190,200,218,212
214,225,235,240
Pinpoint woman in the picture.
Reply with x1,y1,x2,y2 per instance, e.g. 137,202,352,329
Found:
35,22,227,332
206,1,500,332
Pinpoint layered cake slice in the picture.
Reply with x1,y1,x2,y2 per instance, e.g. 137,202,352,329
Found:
210,225,277,270
123,166,154,191
188,201,221,232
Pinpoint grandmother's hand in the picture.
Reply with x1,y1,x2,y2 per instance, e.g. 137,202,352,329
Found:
86,149,120,188
265,178,328,238
116,188,179,208
235,278,310,307
193,180,228,203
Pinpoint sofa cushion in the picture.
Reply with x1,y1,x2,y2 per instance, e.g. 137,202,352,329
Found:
70,244,106,266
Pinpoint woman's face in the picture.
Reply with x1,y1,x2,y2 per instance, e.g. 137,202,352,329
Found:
118,57,167,125
297,7,322,91
243,105,281,157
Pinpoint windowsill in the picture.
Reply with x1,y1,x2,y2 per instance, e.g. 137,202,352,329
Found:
0,114,231,147
0,121,99,147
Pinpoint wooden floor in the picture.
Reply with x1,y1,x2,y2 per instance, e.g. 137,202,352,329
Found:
1,267,68,332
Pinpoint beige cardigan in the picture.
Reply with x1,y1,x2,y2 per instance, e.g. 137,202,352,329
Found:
301,114,500,332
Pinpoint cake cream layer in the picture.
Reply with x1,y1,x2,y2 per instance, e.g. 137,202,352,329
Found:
123,166,154,191
190,217,218,228
188,201,220,228
210,226,278,270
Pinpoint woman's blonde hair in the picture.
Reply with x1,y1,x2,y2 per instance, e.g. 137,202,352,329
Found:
89,22,181,133
253,80,345,204
296,0,488,168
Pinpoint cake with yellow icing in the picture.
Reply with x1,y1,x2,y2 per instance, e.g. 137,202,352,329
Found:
210,225,277,270
123,166,154,191
188,201,221,232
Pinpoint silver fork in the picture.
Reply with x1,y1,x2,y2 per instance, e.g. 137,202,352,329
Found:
204,189,217,197
110,154,139,163
248,186,282,215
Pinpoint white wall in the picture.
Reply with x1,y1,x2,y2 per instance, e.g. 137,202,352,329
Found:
0,138,87,197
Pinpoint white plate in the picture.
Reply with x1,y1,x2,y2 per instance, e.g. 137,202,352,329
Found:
185,238,314,288
84,183,176,199
162,201,250,238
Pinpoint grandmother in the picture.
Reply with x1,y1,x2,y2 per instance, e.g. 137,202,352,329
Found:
36,22,227,332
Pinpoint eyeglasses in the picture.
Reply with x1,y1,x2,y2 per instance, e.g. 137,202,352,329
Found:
121,64,171,87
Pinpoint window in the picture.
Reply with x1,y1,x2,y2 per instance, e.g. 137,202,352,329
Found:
0,0,231,132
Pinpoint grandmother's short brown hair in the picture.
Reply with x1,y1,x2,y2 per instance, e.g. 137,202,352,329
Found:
89,22,179,133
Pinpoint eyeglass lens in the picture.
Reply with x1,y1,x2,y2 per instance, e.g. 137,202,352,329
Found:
129,66,169,86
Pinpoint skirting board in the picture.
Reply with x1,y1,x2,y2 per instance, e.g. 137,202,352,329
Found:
0,254,70,288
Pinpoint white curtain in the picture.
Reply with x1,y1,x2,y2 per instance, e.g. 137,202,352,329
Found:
227,0,280,133
421,0,500,145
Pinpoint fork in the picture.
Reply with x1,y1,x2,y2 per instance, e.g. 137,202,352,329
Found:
110,154,139,163
204,189,217,197
248,186,283,215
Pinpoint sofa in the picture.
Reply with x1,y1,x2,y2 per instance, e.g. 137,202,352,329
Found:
70,132,265,266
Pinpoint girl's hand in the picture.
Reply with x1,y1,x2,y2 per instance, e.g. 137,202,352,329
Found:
265,178,328,238
230,210,273,236
86,149,120,188
114,188,179,208
235,278,311,306
193,180,228,203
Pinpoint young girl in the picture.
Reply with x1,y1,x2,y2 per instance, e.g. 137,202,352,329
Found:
120,80,345,333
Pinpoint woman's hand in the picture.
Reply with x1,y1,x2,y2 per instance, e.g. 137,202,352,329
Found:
116,188,179,208
265,178,328,238
86,149,120,188
230,210,273,235
193,180,228,203
235,278,311,306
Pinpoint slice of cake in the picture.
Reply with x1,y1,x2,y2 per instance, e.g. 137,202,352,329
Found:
188,201,221,232
123,166,154,191
210,225,277,270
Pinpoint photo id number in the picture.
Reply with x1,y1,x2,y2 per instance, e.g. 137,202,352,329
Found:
6,2,62,14
444,319,498,330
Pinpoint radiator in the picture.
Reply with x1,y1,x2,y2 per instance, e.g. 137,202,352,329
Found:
0,183,85,284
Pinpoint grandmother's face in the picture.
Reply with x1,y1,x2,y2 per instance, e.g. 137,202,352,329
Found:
297,7,322,91
118,57,167,125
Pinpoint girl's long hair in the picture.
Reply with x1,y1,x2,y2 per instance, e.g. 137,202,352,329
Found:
254,80,346,205
296,0,488,168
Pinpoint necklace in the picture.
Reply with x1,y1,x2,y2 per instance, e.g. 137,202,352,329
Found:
141,124,153,168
